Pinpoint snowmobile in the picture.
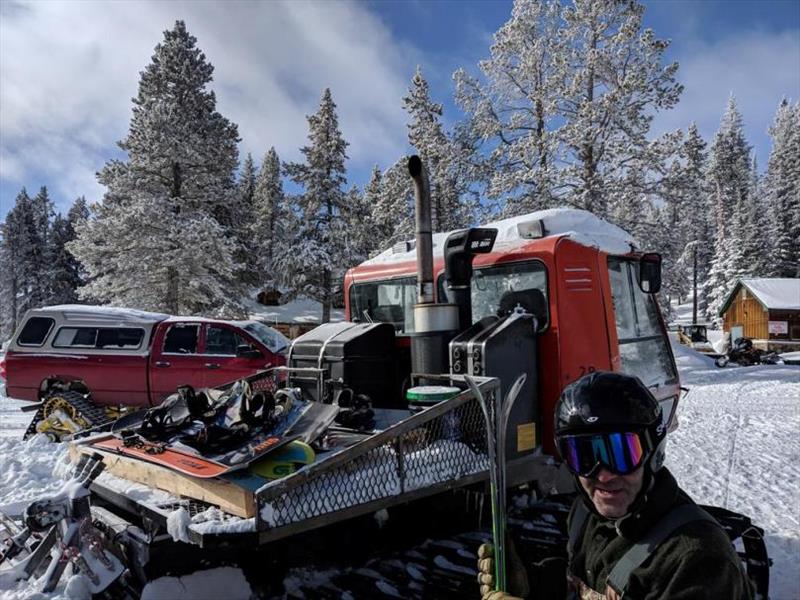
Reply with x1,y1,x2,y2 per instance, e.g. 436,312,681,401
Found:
1,156,771,598
715,337,784,367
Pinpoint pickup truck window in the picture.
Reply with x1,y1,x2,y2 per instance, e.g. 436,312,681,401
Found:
243,322,289,353
608,258,677,387
17,317,55,346
53,327,144,350
163,324,200,354
204,325,247,355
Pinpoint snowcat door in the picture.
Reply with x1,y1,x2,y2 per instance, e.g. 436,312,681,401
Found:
638,253,662,293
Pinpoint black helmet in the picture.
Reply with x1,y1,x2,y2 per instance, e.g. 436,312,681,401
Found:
554,371,667,475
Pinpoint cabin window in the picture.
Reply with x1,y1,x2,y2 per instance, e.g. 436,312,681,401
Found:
608,258,677,387
350,276,417,333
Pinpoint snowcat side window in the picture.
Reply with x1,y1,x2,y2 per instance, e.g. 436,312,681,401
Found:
439,261,549,330
17,317,55,347
350,277,416,333
608,258,678,387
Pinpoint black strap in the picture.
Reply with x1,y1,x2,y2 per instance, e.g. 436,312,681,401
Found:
567,500,590,565
606,503,720,597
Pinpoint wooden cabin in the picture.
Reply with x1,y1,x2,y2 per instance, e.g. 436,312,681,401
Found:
719,278,800,351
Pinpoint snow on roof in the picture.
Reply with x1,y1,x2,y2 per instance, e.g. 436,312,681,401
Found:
37,304,170,324
361,207,637,266
243,296,344,324
739,278,800,311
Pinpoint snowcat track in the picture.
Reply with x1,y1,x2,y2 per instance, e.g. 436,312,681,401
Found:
281,496,769,600
23,390,112,441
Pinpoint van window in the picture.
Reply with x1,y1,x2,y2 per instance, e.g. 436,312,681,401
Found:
204,325,248,355
439,260,549,329
163,324,200,354
350,276,417,333
17,317,54,346
608,258,677,387
52,327,144,349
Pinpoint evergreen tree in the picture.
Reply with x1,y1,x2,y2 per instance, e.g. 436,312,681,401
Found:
764,99,800,277
404,67,469,231
253,147,288,291
49,197,89,305
455,0,682,217
69,21,243,316
233,152,260,288
705,97,752,320
280,88,352,323
0,189,38,336
372,159,416,252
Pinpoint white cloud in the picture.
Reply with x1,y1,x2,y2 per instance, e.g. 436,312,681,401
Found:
651,28,800,163
0,0,413,215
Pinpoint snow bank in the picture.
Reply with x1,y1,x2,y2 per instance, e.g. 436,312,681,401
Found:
141,566,251,600
667,340,800,600
244,295,344,324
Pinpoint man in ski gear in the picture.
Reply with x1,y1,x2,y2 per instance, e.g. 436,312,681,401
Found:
477,371,752,599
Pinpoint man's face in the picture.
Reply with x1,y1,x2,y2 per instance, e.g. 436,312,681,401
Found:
579,466,644,519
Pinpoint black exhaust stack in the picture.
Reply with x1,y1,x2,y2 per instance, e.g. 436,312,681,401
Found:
408,156,458,378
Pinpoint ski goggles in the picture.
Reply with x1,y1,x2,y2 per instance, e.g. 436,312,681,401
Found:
557,431,649,477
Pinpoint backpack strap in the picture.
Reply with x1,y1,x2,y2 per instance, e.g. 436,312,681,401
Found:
567,500,590,565
606,503,720,597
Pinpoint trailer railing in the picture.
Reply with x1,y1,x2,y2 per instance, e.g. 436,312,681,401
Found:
254,375,499,542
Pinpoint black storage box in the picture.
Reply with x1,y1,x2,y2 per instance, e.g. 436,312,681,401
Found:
287,322,401,408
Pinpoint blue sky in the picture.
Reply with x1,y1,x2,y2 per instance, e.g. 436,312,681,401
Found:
1,0,798,223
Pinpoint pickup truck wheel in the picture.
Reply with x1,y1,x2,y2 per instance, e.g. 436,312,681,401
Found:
25,391,108,442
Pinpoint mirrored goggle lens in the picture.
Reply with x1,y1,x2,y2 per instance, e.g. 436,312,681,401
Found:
559,432,645,476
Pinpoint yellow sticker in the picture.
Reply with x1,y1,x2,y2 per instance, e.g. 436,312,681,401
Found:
517,422,536,452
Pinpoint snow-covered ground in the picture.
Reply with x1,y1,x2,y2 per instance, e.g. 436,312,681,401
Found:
1,340,798,598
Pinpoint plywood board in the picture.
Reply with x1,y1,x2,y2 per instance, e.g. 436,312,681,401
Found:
71,444,256,518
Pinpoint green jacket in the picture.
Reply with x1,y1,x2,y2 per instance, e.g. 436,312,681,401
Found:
567,468,752,600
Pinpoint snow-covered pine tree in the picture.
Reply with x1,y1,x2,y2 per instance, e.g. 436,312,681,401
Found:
28,187,55,307
455,0,682,218
678,124,713,320
281,88,351,323
253,147,289,292
69,21,243,316
233,152,260,288
764,99,800,277
370,159,416,253
559,0,682,216
705,97,752,320
49,197,89,305
453,0,564,214
0,189,38,336
404,67,469,231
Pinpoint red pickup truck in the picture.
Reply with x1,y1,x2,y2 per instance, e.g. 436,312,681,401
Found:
1,305,288,409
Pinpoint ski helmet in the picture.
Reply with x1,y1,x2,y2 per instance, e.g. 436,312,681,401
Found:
554,371,667,477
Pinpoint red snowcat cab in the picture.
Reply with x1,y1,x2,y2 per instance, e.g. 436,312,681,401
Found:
343,208,680,457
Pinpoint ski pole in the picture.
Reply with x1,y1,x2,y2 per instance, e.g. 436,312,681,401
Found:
466,373,527,594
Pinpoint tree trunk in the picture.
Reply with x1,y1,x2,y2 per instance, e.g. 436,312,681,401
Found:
322,268,331,324
165,266,179,314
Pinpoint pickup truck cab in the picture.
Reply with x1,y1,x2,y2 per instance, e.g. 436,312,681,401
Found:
1,305,288,408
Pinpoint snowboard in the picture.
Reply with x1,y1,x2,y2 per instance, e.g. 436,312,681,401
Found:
249,440,316,479
92,433,298,479
90,399,338,479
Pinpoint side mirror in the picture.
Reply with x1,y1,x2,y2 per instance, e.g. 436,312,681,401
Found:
236,344,262,359
638,253,662,294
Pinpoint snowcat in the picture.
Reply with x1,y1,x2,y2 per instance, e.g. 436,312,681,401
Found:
0,156,769,598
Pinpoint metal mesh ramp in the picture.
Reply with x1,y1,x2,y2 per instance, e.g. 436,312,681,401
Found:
255,376,497,541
